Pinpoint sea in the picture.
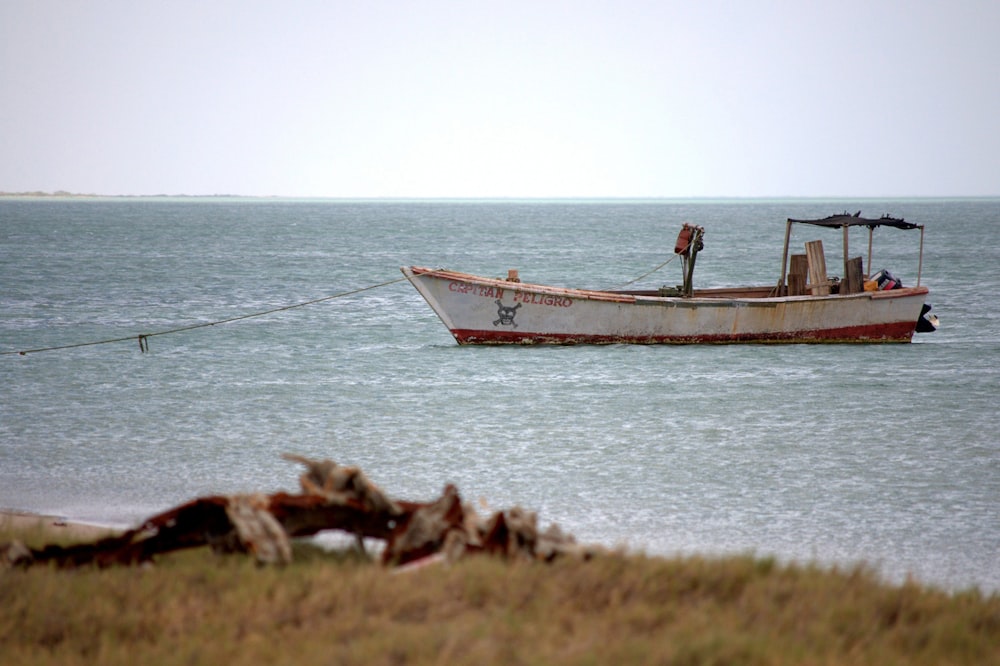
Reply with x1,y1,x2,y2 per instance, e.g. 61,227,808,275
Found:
2,198,998,592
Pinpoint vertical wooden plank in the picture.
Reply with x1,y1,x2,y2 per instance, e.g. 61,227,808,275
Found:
788,254,808,296
787,274,806,297
790,254,808,277
805,240,830,295
843,256,864,294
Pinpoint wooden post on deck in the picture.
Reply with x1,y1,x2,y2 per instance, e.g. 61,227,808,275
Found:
843,256,864,294
788,254,808,296
805,240,830,296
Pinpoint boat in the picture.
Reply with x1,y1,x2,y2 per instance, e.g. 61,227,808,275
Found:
401,213,938,345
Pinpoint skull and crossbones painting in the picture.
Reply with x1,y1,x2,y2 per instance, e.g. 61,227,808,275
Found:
493,300,521,327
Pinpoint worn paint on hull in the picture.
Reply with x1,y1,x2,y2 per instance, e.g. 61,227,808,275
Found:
402,266,929,345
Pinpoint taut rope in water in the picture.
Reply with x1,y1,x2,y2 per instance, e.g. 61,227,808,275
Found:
608,253,679,290
1,275,409,356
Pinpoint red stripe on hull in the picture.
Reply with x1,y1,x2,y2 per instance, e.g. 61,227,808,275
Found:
451,321,917,345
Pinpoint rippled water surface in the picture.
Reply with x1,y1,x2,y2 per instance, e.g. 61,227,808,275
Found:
2,198,998,591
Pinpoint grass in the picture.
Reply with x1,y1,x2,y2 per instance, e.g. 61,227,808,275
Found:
2,523,998,665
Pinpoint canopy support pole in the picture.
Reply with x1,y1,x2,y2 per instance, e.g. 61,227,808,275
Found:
778,219,792,295
917,225,924,286
867,226,874,280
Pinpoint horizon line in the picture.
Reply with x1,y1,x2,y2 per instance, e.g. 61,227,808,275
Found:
3,191,999,201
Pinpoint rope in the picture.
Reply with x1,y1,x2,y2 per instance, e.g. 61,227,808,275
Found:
607,253,679,290
2,275,409,356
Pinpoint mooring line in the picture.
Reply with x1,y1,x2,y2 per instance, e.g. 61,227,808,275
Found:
2,275,409,356
608,253,679,290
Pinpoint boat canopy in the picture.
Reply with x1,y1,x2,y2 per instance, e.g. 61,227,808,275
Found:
778,212,925,292
787,213,921,231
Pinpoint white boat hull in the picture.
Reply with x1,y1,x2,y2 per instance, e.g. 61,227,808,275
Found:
402,266,929,344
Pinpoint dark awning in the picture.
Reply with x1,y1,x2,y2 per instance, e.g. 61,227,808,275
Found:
787,213,921,230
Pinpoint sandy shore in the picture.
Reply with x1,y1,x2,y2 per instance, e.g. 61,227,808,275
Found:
0,509,122,542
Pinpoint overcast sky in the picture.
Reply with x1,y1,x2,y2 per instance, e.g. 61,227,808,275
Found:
2,1,997,198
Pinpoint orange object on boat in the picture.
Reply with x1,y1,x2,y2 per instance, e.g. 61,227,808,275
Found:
674,226,691,254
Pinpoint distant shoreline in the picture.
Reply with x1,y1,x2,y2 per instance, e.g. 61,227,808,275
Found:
0,191,255,199
3,192,999,202
0,509,123,541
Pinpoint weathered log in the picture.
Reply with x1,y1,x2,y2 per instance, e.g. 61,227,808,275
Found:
382,484,466,566
2,454,597,569
281,453,401,515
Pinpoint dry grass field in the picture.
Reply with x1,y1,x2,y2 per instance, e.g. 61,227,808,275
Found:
2,516,998,665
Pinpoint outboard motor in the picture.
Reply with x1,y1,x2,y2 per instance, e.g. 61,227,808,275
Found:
870,269,902,290
916,303,939,333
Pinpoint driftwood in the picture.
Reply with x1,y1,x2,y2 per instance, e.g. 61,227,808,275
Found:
2,454,597,569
